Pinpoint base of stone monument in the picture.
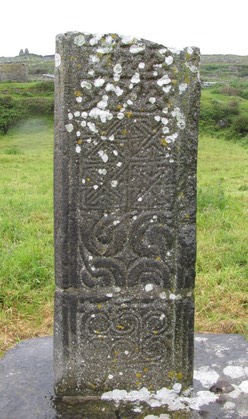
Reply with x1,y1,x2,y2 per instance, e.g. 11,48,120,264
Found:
0,334,247,418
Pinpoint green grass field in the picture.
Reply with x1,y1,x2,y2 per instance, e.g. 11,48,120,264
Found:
0,117,247,356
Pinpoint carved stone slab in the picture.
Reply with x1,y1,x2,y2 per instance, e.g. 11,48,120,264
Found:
54,32,200,396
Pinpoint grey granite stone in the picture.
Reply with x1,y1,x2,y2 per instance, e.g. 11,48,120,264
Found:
54,32,201,396
0,334,248,418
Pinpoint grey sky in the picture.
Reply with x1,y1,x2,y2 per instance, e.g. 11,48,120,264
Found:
1,0,247,57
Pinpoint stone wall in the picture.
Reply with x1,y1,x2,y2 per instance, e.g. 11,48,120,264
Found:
0,63,28,82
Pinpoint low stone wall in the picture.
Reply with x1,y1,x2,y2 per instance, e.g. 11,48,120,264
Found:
0,63,28,82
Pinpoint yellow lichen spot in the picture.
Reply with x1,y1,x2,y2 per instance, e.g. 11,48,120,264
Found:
114,351,119,357
95,330,101,335
184,75,190,84
135,381,141,386
185,213,190,219
168,371,175,379
77,139,83,145
161,138,168,147
171,79,177,85
117,104,122,110
121,129,128,135
116,325,125,330
155,256,161,262
88,383,97,389
101,131,107,136
111,34,117,39
126,111,133,118
153,331,159,335
97,303,102,309
176,372,183,380
74,90,82,97
143,368,148,373
136,372,142,379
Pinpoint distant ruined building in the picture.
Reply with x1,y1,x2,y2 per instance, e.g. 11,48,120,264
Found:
0,63,28,82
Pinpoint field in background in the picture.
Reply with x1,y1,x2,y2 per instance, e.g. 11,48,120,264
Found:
0,117,247,355
0,118,54,355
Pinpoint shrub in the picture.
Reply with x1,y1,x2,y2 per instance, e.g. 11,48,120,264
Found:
233,115,248,135
0,96,26,134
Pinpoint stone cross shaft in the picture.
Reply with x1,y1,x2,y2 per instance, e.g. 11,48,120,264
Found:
54,32,200,397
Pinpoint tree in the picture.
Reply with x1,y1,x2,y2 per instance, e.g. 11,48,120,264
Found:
24,48,29,55
19,49,24,56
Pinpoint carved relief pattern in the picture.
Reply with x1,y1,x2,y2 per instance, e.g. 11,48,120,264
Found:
77,210,174,289
78,302,173,364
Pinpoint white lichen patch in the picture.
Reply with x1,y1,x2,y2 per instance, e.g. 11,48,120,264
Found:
223,366,246,379
98,168,107,175
87,122,98,133
89,107,113,123
172,107,185,130
111,180,118,188
165,56,173,65
74,34,85,46
65,123,74,133
165,133,178,144
120,35,136,45
105,83,123,96
159,292,167,299
89,33,103,46
145,284,154,292
157,74,171,86
239,380,248,393
195,337,208,343
138,62,145,69
81,80,92,90
130,43,146,54
94,78,105,87
98,150,109,163
179,83,188,94
114,63,122,74
194,366,220,388
131,72,140,84
187,46,194,55
101,386,219,412
75,145,81,153
163,85,172,94
149,97,156,104
97,46,113,54
55,53,61,67
185,62,199,73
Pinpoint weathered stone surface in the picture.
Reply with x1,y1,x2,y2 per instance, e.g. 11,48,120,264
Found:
54,32,200,396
